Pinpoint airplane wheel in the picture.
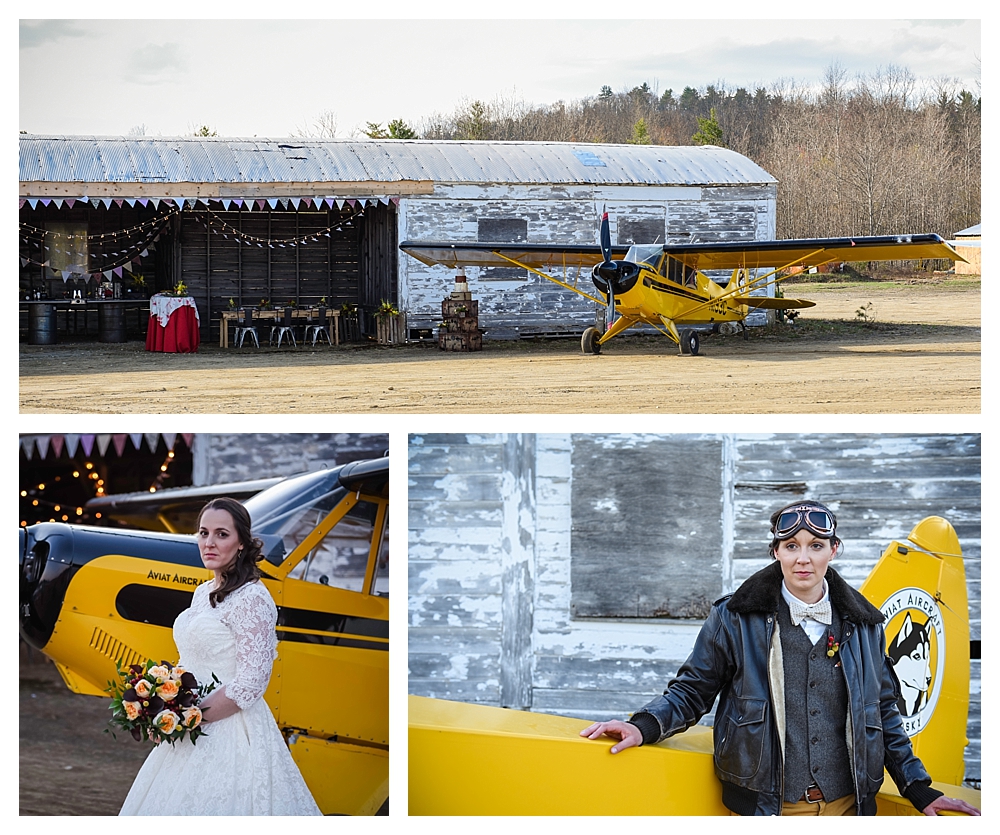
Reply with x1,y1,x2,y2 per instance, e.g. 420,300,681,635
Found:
581,327,602,355
679,329,700,356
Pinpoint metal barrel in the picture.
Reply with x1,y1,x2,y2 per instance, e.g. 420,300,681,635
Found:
28,304,57,345
98,303,126,343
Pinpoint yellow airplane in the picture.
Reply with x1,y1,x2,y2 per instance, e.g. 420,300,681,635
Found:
19,458,389,815
409,515,979,815
401,214,964,355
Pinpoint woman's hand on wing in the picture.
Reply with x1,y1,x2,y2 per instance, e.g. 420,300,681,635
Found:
922,796,980,816
578,720,643,754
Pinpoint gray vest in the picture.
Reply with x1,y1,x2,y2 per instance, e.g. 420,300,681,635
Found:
778,600,854,803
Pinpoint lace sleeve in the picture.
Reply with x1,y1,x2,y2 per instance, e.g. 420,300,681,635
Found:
219,582,278,710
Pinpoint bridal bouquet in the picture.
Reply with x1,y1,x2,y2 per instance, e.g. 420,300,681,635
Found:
106,659,219,746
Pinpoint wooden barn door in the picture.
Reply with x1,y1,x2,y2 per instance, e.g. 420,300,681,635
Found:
359,202,398,332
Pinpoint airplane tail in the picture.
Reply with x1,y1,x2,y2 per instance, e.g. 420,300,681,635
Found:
858,516,971,786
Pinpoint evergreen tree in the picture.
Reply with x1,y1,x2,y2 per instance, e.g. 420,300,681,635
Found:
692,108,724,146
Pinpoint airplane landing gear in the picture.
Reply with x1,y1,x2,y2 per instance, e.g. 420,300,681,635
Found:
581,327,602,355
678,329,700,356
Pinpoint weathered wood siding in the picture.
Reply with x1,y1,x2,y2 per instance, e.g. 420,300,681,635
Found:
192,432,388,485
178,207,361,344
399,183,777,337
408,432,981,785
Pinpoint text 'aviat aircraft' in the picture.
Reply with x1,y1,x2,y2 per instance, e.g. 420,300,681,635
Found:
401,214,963,355
19,457,390,816
409,516,980,815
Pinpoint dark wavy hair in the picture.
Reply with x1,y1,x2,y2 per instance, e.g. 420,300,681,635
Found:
197,497,265,608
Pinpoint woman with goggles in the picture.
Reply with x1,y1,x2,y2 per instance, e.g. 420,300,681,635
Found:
580,500,979,817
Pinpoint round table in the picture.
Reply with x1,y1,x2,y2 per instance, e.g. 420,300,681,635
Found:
145,295,200,353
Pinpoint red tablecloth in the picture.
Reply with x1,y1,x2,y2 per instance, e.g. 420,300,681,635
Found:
145,304,200,353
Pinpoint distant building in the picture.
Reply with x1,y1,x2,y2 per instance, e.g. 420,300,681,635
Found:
952,223,981,275
20,136,777,342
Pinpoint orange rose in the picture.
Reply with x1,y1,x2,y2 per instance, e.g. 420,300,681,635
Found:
134,679,153,699
148,665,170,682
157,679,180,701
124,701,141,720
182,706,203,728
169,666,187,682
152,709,178,735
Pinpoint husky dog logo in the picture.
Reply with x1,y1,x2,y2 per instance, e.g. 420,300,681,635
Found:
887,613,933,715
880,588,945,737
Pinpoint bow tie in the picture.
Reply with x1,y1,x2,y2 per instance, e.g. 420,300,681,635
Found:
789,599,831,626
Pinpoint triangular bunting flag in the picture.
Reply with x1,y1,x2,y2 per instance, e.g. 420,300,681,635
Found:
81,434,95,456
65,434,80,458
36,436,50,459
112,434,128,456
21,437,34,460
181,434,194,448
162,433,177,451
96,434,112,456
50,435,65,458
145,433,160,453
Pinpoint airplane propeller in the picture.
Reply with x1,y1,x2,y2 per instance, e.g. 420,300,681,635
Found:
592,210,640,328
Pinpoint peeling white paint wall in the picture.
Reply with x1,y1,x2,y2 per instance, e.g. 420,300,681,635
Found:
407,432,981,782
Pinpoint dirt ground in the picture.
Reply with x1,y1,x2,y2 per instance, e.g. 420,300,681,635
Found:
19,277,980,414
19,647,149,815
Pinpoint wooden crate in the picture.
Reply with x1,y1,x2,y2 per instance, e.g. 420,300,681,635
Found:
438,332,483,352
442,298,478,318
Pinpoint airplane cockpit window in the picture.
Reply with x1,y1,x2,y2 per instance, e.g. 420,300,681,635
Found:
665,256,698,287
246,469,343,565
372,508,389,597
625,244,663,272
289,499,380,591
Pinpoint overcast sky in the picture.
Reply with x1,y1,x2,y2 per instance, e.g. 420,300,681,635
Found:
19,14,981,139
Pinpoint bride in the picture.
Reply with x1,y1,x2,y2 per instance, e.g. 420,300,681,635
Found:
119,498,322,815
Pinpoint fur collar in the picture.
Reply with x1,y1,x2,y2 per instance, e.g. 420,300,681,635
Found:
724,561,884,625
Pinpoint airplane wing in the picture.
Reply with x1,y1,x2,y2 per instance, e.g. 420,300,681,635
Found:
733,297,816,310
399,241,630,270
662,234,964,271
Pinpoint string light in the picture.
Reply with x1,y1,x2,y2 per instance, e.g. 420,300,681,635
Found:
19,215,171,280
19,206,180,241
148,446,178,492
200,205,365,248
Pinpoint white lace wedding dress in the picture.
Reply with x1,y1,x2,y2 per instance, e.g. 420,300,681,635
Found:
119,580,322,815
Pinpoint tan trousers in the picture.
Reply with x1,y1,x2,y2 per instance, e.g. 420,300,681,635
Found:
729,794,856,816
781,794,856,816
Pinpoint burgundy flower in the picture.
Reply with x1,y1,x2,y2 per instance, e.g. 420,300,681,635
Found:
123,687,139,702
180,672,197,689
130,726,142,741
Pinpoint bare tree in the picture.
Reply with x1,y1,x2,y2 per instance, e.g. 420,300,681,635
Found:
291,110,339,139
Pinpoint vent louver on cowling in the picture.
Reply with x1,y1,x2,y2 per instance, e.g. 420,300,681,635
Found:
90,626,146,670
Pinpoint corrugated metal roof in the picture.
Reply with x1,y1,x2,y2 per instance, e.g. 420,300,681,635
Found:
19,135,775,189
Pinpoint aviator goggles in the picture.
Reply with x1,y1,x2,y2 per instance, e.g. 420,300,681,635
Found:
772,504,837,540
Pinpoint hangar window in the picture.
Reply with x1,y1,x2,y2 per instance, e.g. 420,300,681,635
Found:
569,434,724,619
618,217,665,247
478,217,527,280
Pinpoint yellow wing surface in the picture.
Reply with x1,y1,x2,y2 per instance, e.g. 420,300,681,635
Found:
400,234,963,273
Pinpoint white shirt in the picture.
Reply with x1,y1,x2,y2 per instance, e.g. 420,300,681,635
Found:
781,579,830,644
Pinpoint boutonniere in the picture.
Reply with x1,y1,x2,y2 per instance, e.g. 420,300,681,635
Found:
826,634,840,657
